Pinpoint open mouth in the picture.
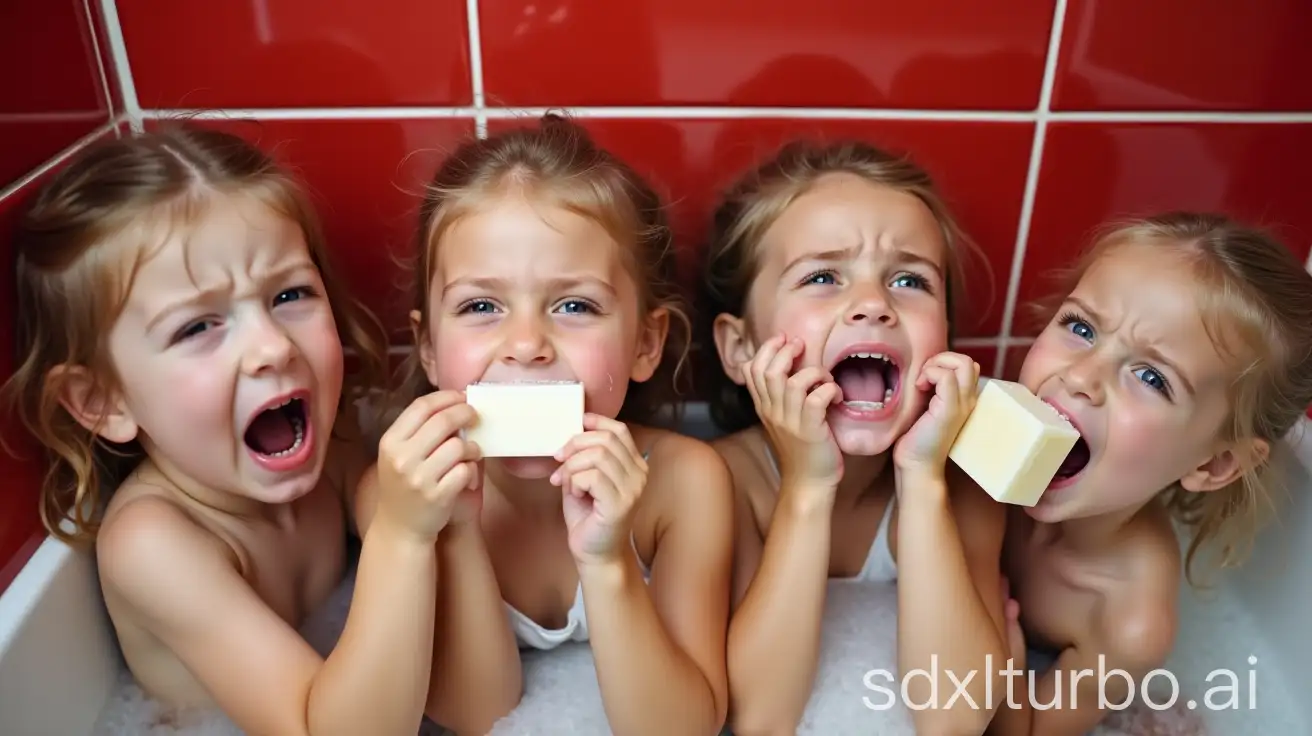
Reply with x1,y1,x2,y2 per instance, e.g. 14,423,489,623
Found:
832,351,901,412
1054,437,1090,481
244,397,307,459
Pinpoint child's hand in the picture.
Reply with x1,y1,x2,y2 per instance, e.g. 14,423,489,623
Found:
893,351,978,483
741,333,844,493
552,414,646,567
373,391,482,543
1001,576,1026,671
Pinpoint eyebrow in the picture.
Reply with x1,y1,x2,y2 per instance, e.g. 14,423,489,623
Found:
782,246,944,278
145,261,317,332
442,275,618,298
1068,296,1196,395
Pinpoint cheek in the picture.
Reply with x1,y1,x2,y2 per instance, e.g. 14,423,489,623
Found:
753,302,835,360
430,325,489,390
562,338,631,415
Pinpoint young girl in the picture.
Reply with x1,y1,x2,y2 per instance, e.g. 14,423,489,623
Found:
1,126,472,735
994,213,1312,734
702,140,1010,735
353,114,734,735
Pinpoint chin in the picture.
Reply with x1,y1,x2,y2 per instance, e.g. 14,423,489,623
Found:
497,456,559,479
831,423,896,456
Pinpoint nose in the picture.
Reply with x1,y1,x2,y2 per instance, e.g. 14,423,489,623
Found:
240,312,296,376
844,282,897,326
502,311,554,366
1060,350,1107,406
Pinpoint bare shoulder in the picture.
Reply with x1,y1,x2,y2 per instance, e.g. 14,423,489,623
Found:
637,426,735,508
1095,516,1182,672
98,491,243,615
709,426,776,526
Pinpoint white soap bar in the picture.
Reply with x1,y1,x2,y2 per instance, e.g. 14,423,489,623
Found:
464,382,585,457
948,378,1080,506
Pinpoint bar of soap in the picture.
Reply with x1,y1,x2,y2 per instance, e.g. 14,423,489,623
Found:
948,378,1080,506
464,381,584,457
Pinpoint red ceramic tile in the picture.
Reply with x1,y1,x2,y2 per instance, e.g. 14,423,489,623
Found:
0,185,57,594
1003,345,1029,382
480,1,1054,109
163,118,474,336
117,1,471,108
956,344,999,378
0,0,110,189
1053,0,1312,111
490,116,1033,337
1016,122,1312,335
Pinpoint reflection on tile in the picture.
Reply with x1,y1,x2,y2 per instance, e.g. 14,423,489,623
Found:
1016,122,1312,334
491,115,1032,337
0,0,109,188
481,0,1053,109
117,0,471,108
1054,0,1312,111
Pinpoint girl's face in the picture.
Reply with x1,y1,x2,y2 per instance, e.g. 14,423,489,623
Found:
416,192,666,478
1019,241,1251,522
715,173,952,456
98,193,345,505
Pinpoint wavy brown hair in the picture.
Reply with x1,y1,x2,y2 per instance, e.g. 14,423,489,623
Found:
0,124,389,544
399,113,691,425
1028,212,1312,585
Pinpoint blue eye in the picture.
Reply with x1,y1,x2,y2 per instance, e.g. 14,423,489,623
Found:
890,272,929,290
801,269,838,286
273,286,313,306
458,299,498,314
1058,311,1094,341
1134,367,1170,396
555,299,598,315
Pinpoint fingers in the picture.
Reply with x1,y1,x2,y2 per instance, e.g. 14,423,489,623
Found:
576,414,642,466
382,390,466,443
416,434,483,493
784,366,834,427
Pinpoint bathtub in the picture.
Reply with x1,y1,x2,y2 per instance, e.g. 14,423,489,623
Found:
1,405,1309,734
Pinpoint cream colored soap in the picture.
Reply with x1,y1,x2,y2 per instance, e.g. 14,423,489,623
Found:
948,378,1080,506
464,381,584,457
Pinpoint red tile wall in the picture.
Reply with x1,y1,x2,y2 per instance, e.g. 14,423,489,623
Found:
2,0,1310,591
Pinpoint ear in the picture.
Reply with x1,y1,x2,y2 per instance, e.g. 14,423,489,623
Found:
712,313,755,386
1179,438,1269,493
49,364,138,444
629,307,671,383
411,309,440,387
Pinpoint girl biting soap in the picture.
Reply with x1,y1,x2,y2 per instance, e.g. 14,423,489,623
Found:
354,113,733,735
992,213,1312,735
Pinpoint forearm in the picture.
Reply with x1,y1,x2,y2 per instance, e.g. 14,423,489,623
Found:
581,555,721,736
896,476,1006,735
726,490,833,734
307,524,437,736
427,523,523,735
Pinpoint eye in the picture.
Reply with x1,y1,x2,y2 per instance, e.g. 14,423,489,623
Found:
890,272,930,291
554,298,601,315
172,319,217,343
273,286,315,306
1133,366,1172,397
799,269,838,287
457,298,499,315
1058,311,1095,342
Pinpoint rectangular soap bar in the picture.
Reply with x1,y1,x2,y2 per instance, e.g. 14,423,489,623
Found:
948,378,1080,506
464,382,584,457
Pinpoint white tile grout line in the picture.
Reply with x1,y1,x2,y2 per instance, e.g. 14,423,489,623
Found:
993,0,1068,380
138,106,1312,123
465,0,488,138
82,0,114,121
97,0,142,132
0,119,120,202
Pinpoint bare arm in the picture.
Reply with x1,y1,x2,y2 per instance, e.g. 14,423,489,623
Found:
98,497,436,736
725,479,834,735
583,439,733,736
353,468,522,735
895,470,1008,736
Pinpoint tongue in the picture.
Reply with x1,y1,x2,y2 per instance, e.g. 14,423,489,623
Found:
1057,439,1090,477
247,409,296,455
835,362,887,402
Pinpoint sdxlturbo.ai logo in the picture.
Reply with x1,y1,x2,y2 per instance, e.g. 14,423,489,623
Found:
861,655,1258,712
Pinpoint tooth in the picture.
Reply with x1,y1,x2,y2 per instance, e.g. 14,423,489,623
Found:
873,353,885,361
884,388,893,399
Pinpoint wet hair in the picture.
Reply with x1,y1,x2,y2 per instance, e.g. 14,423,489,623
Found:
0,124,389,544
1031,212,1312,584
700,139,977,433
400,113,690,424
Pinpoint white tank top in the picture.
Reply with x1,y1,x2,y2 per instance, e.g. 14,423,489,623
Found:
761,442,898,583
